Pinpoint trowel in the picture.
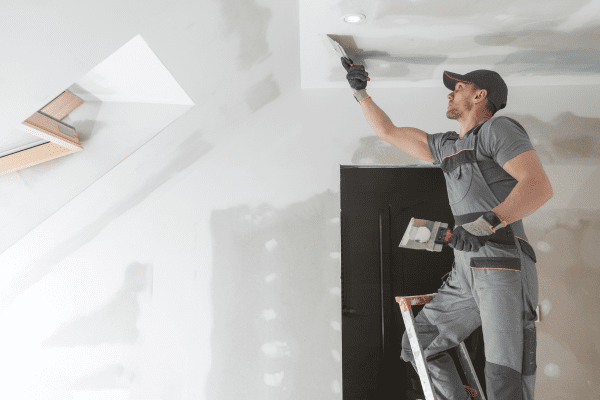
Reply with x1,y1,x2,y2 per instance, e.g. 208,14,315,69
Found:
399,218,453,252
324,34,370,81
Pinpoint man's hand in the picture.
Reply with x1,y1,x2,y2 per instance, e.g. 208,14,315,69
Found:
449,211,505,252
448,226,489,252
341,57,369,90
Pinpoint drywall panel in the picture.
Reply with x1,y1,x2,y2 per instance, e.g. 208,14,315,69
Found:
302,0,600,88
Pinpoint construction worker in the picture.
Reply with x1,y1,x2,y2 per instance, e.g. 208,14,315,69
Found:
342,57,553,400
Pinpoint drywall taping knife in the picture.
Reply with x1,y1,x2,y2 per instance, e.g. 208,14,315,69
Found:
325,34,370,81
398,217,453,253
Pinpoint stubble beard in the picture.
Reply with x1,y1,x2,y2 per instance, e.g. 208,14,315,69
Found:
446,107,461,120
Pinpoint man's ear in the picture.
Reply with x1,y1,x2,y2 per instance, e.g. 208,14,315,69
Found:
478,89,487,102
472,88,487,105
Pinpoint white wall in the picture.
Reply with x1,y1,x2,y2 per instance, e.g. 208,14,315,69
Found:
0,1,599,399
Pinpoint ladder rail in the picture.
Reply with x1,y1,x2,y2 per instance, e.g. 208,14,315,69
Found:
456,342,487,400
396,294,486,400
400,306,438,400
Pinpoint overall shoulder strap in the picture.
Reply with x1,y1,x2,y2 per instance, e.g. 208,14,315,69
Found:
471,120,489,159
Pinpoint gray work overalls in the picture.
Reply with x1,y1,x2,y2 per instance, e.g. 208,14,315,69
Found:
400,120,539,400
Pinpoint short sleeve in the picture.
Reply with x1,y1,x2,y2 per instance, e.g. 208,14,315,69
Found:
480,117,535,168
427,131,455,165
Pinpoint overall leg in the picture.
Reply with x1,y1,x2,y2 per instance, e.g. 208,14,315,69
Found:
468,240,538,400
400,267,481,400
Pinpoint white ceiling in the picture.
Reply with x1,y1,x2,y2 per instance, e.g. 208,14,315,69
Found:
0,1,599,398
302,0,600,88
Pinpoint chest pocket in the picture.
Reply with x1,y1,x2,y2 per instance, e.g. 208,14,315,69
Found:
440,127,483,206
444,162,473,205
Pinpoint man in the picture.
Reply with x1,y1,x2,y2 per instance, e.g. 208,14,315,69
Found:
342,57,553,400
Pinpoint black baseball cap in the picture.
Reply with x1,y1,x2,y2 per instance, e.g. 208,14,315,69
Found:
443,70,507,110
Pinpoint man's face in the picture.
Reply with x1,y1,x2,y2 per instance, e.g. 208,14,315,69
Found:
446,81,475,120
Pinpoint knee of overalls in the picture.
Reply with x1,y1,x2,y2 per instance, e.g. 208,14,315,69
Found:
400,331,412,362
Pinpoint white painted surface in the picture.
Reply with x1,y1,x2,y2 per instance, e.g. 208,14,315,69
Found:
302,0,600,88
0,1,598,399
74,35,194,105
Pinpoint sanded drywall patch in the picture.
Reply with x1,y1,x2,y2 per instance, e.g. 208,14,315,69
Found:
215,0,273,71
244,74,281,114
501,112,600,164
326,34,447,82
567,166,600,209
351,135,430,165
522,208,600,397
475,25,600,51
206,190,342,399
309,1,600,87
0,130,214,308
345,111,600,166
41,263,152,347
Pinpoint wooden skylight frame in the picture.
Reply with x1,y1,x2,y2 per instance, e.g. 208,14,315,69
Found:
0,90,84,176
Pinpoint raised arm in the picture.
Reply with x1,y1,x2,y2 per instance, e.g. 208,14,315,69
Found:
359,97,434,163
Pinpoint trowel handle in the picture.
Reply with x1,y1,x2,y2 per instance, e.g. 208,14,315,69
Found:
443,229,452,242
434,227,453,245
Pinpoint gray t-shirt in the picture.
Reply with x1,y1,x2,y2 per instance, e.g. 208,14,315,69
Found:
427,116,535,203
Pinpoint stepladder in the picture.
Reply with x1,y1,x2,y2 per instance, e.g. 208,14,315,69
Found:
395,294,486,400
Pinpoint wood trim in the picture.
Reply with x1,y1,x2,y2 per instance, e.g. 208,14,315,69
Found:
40,90,83,120
23,112,81,146
0,90,85,176
0,142,81,176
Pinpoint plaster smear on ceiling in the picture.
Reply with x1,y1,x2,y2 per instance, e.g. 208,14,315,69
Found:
301,0,600,88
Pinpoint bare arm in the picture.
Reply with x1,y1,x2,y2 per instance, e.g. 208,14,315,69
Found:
492,150,554,225
359,97,434,163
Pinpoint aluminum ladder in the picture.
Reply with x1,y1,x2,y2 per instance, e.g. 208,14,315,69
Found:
395,293,486,400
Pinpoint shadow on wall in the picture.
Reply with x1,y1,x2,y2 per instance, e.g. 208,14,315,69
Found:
205,191,341,399
73,363,135,391
41,262,152,347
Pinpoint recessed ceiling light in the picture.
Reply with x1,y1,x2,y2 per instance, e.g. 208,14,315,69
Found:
343,14,366,23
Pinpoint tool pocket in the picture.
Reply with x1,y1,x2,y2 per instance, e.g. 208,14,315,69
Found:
445,163,473,205
470,257,522,332
470,256,521,274
518,238,537,263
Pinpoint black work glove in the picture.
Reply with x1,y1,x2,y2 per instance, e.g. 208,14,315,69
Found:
341,57,368,90
448,211,505,252
448,226,489,252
